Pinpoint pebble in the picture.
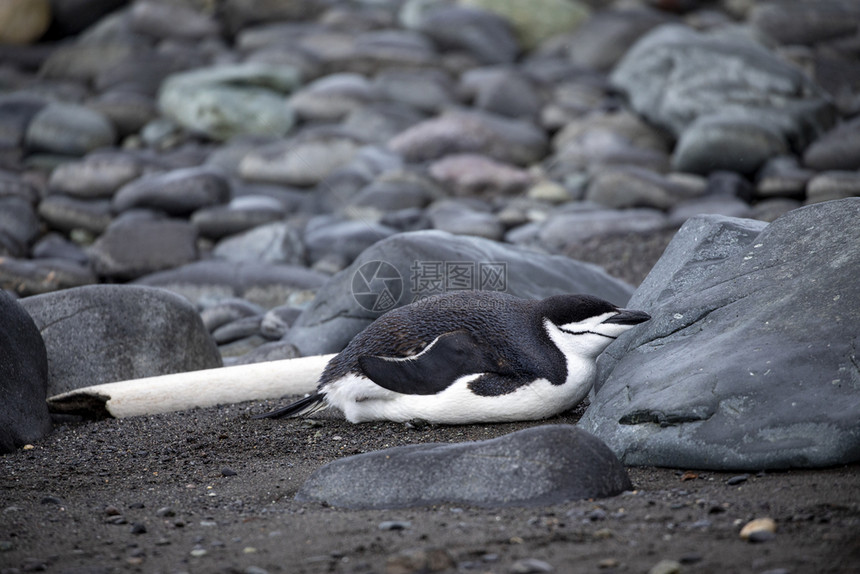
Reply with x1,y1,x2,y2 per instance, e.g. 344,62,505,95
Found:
726,474,750,486
89,217,199,280
130,523,147,534
25,102,117,156
740,517,777,541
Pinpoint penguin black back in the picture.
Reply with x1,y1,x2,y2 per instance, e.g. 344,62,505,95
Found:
321,290,569,390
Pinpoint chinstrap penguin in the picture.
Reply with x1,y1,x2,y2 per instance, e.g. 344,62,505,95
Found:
254,290,650,424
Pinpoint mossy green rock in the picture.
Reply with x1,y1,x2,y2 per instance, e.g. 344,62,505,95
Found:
460,0,590,50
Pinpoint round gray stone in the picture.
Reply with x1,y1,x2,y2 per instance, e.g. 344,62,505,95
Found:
20,285,222,395
89,218,199,281
112,167,231,216
25,103,117,156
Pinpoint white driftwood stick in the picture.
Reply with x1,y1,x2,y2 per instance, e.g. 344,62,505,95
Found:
47,354,335,419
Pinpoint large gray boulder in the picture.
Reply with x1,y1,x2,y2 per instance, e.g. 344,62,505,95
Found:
284,230,634,355
296,425,631,509
611,24,835,174
0,290,50,453
580,199,860,470
21,285,222,396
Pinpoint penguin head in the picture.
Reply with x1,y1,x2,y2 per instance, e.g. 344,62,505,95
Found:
538,294,650,358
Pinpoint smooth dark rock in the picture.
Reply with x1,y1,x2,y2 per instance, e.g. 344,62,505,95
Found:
89,217,199,281
284,229,633,355
581,200,860,470
563,8,672,71
25,102,117,156
0,290,51,453
199,298,266,333
803,116,860,171
296,425,632,509
671,114,788,176
0,169,40,203
112,167,231,216
303,216,397,268
0,197,40,250
227,340,300,365
213,222,305,266
585,167,702,210
0,94,48,148
212,315,263,345
31,233,89,265
428,201,504,241
37,194,113,234
21,285,222,395
191,193,290,240
462,68,541,119
755,156,813,200
668,196,753,227
372,68,455,114
417,6,519,65
805,171,860,204
749,0,860,46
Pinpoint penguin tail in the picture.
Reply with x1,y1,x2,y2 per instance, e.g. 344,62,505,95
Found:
253,392,328,420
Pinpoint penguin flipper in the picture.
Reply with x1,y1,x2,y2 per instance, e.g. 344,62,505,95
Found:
253,392,327,419
357,330,493,396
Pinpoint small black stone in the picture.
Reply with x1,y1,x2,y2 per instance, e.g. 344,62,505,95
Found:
221,467,238,477
378,520,411,531
40,496,62,505
130,523,147,535
726,474,750,486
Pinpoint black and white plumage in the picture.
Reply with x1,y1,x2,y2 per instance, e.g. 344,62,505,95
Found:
255,290,650,424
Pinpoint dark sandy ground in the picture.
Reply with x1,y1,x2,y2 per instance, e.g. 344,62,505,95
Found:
2,229,859,574
1,403,858,574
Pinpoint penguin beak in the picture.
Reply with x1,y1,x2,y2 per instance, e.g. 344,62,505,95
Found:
603,309,651,325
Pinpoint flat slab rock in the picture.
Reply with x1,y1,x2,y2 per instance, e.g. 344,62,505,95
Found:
295,425,632,509
580,198,860,470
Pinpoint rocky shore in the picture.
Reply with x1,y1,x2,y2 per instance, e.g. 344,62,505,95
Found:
1,0,859,572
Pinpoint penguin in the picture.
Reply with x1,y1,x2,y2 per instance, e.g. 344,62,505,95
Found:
254,290,650,424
